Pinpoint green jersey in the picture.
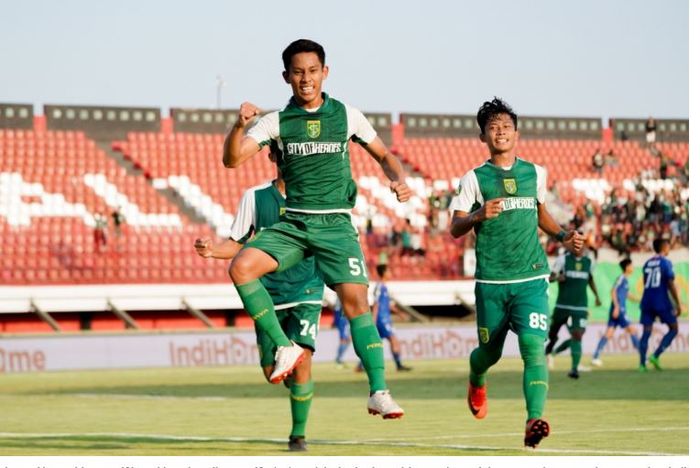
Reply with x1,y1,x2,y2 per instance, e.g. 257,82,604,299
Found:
246,93,377,213
552,252,595,310
450,157,549,282
229,180,324,308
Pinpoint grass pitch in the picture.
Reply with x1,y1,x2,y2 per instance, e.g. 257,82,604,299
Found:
0,353,688,456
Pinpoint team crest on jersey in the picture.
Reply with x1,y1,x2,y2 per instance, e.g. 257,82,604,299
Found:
575,262,582,271
503,178,517,195
479,327,489,344
279,206,286,216
306,120,321,139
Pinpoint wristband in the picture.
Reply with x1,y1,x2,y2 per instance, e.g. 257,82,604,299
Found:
555,230,566,242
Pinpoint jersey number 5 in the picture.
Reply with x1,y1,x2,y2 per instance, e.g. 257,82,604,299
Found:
348,257,368,278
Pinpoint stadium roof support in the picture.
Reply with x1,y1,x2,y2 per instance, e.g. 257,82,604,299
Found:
30,300,61,332
181,299,214,328
107,300,139,329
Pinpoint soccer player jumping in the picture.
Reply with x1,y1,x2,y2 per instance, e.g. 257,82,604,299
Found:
449,98,584,448
223,39,410,419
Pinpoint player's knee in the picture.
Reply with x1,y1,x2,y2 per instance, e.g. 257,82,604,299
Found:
571,330,584,341
229,254,259,284
518,334,546,366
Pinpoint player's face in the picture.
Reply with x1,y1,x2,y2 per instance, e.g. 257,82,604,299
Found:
480,113,519,155
625,264,634,275
283,52,328,109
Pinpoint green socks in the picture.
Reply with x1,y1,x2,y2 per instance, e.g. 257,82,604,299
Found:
571,338,582,371
468,330,507,387
350,313,386,393
235,280,291,347
553,338,571,355
289,381,314,437
519,334,548,420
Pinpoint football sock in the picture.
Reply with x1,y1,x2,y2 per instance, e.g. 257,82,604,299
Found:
289,381,314,437
350,313,386,393
392,351,403,368
630,333,640,350
593,336,608,359
519,334,548,420
639,328,652,365
570,338,582,371
653,328,678,358
235,280,291,347
469,333,506,387
553,339,571,355
336,342,350,363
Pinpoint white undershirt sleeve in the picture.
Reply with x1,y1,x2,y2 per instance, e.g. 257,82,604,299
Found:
535,164,548,204
229,188,257,242
449,170,482,213
346,105,378,144
245,111,280,147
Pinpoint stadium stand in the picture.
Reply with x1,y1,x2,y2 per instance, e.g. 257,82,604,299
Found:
0,103,689,332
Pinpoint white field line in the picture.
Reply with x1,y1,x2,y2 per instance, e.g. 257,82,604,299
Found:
0,431,684,456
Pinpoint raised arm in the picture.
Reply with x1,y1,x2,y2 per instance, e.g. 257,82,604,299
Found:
363,136,412,202
222,102,265,168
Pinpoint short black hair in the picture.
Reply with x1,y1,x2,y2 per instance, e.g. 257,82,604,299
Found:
282,39,325,71
619,258,632,271
652,238,669,253
376,264,388,278
476,97,518,135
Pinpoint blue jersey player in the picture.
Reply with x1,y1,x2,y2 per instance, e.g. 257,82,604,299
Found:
358,265,411,372
332,295,351,367
591,258,640,366
638,238,683,372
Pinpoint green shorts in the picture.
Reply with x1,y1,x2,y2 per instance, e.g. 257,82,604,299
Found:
255,302,322,367
474,278,550,345
552,306,588,331
245,212,369,286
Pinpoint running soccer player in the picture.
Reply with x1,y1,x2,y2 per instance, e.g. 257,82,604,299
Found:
544,248,602,379
638,238,683,372
449,97,584,448
373,264,411,372
591,258,641,367
223,39,410,419
332,296,351,367
194,154,321,451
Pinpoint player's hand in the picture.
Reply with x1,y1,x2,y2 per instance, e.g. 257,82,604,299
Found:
562,230,585,254
390,180,412,202
674,304,683,317
194,237,213,258
235,102,261,129
479,198,504,221
595,297,602,307
612,307,619,319
557,273,566,283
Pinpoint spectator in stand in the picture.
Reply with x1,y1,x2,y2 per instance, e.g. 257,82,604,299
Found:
591,148,605,175
605,149,619,168
645,116,657,147
93,212,108,252
410,224,426,257
111,206,125,238
400,220,413,256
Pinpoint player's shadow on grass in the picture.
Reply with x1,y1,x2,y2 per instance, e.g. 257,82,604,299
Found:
43,367,687,402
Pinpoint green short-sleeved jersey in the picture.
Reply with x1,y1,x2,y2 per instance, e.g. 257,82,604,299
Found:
552,252,594,311
229,180,324,307
246,93,378,213
450,158,550,282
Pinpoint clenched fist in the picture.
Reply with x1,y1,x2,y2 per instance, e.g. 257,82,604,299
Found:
235,102,262,129
194,237,213,258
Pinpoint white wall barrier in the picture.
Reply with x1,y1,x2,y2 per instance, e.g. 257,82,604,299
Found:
0,322,688,373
